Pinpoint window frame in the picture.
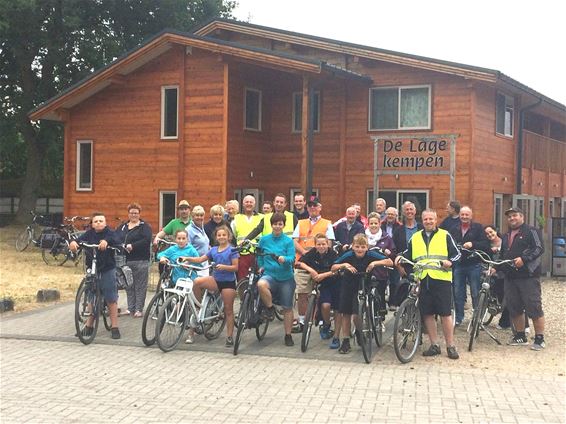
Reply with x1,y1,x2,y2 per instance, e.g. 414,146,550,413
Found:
292,91,321,133
496,92,514,137
76,140,93,192
244,87,262,131
161,85,179,140
159,191,177,229
368,84,432,131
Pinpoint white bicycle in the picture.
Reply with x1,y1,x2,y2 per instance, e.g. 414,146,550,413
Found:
155,261,225,352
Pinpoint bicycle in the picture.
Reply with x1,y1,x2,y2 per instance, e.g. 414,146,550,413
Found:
465,249,515,351
233,241,282,356
392,257,447,363
155,262,223,353
141,262,174,346
300,281,322,353
335,269,384,364
74,243,120,345
15,211,56,252
41,216,90,266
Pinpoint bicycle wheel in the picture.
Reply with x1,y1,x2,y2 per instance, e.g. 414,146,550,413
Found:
301,293,317,353
358,300,373,364
156,294,188,353
393,298,422,364
42,237,70,266
101,300,112,331
233,291,250,355
203,295,226,340
255,307,269,341
75,279,100,345
15,228,32,252
370,293,384,348
468,291,488,352
142,291,165,346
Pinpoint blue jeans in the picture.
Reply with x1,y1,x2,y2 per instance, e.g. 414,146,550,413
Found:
453,262,482,323
260,275,296,310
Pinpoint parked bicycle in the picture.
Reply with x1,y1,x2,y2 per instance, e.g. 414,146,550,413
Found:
42,216,90,266
15,211,57,252
155,261,223,353
74,243,120,345
392,257,447,363
464,249,515,351
233,241,281,356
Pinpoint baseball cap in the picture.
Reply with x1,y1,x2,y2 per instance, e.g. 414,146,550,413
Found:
306,196,321,206
504,207,523,216
178,200,191,208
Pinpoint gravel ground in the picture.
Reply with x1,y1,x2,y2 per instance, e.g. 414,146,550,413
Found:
1,225,564,376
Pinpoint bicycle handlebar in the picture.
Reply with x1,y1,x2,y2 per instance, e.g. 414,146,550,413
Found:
155,237,176,246
396,256,447,271
459,247,515,267
77,242,121,252
176,259,216,271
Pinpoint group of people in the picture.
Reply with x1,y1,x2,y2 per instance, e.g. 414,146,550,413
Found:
69,193,547,358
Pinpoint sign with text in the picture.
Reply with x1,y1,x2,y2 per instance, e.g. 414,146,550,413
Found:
376,137,453,174
371,133,458,200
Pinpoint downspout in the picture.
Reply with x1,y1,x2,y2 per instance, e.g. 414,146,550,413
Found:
516,98,542,194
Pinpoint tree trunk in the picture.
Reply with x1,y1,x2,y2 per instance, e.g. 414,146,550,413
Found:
14,124,43,224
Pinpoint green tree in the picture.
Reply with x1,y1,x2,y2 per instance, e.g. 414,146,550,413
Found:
0,0,235,222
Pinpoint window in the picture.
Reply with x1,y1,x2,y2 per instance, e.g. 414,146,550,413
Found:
496,93,514,137
159,191,177,229
369,85,431,130
366,190,396,216
292,91,320,132
244,88,262,131
76,140,93,191
161,86,178,139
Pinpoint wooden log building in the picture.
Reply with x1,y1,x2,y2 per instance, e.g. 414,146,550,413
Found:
30,18,566,233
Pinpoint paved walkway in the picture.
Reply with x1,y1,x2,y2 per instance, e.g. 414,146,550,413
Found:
1,301,565,423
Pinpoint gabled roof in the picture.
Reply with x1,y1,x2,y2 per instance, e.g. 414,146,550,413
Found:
194,18,565,112
29,29,371,121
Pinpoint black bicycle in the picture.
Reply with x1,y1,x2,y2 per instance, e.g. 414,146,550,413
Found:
344,269,384,364
74,243,120,345
465,249,515,351
233,241,281,356
41,216,90,266
300,281,321,353
393,257,447,363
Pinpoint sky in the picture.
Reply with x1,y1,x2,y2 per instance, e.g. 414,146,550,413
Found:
231,0,566,106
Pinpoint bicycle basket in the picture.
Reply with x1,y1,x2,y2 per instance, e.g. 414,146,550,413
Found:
39,231,60,249
115,253,127,267
116,265,134,290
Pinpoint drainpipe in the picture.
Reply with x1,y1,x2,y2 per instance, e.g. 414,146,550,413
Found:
516,98,542,194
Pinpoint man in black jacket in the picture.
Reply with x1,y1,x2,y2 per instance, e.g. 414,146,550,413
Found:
501,207,546,350
449,206,490,326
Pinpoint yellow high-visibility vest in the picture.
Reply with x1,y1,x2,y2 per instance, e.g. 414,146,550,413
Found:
233,213,263,253
261,211,295,237
411,229,452,282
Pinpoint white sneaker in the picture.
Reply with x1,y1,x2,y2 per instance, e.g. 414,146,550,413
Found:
380,322,386,332
525,327,531,334
185,334,194,344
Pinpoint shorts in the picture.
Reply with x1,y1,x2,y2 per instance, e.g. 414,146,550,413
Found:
319,278,340,310
260,275,296,310
418,278,452,317
503,276,544,319
338,273,359,315
216,280,236,292
98,268,118,303
294,269,313,294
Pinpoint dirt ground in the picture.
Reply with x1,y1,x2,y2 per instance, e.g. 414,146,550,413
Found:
1,225,565,375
